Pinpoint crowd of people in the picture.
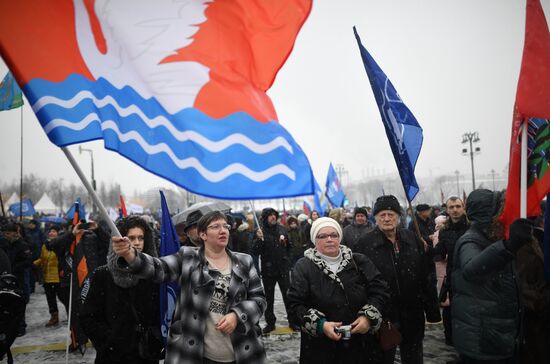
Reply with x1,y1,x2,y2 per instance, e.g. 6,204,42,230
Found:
1,189,549,363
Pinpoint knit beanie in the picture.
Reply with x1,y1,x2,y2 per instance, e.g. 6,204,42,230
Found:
310,217,343,242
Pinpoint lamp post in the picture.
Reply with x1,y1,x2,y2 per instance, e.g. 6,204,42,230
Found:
79,145,97,214
461,132,481,191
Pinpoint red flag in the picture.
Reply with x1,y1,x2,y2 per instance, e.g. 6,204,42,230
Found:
119,194,128,217
500,0,550,230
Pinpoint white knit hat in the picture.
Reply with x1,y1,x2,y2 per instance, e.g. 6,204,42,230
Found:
310,217,343,242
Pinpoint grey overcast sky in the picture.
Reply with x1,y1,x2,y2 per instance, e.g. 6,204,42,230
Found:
1,0,549,197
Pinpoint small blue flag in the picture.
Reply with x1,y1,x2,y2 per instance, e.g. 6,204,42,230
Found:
354,27,423,202
8,198,35,216
65,197,87,220
325,163,346,208
159,190,180,343
314,178,328,216
0,72,23,111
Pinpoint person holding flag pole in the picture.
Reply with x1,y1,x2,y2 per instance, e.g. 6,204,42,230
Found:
353,27,440,363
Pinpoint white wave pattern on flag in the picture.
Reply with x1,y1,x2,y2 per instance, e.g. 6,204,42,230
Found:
26,74,315,199
35,92,293,154
101,120,296,182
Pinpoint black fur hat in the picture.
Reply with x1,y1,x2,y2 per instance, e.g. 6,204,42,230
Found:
373,195,402,216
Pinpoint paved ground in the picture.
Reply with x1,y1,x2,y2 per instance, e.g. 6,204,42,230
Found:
8,284,459,363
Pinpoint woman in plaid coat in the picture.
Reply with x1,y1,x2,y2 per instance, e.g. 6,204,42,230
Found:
112,211,267,364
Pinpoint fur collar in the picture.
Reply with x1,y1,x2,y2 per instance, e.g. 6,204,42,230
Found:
303,245,353,289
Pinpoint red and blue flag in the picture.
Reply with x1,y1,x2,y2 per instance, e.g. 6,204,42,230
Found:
0,0,314,200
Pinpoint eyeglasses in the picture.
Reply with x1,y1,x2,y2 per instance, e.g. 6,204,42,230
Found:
207,223,231,231
316,233,339,240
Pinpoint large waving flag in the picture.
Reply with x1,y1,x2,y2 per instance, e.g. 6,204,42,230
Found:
314,178,328,216
325,163,346,208
500,0,550,229
354,27,423,202
0,72,23,111
0,0,314,200
159,190,180,344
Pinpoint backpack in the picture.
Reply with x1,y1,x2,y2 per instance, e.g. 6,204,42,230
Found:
0,273,25,364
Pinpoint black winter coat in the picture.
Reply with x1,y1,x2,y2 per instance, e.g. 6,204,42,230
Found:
80,266,162,364
287,246,388,364
452,189,520,361
252,223,291,277
0,237,32,291
355,227,440,325
342,222,373,251
432,215,469,292
47,228,109,289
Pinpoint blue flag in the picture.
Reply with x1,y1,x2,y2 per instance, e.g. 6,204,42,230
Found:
325,163,346,207
0,72,23,111
8,198,35,216
314,178,328,216
354,27,423,202
159,190,180,343
65,197,87,220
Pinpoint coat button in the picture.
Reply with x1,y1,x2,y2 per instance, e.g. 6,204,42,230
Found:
244,344,250,351
193,314,198,320
189,339,195,346
193,289,198,294
241,313,247,321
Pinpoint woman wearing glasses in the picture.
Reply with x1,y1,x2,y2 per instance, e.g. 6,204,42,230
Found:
111,211,266,364
287,217,389,364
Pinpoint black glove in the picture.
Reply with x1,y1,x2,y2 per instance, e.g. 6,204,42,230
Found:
504,218,534,253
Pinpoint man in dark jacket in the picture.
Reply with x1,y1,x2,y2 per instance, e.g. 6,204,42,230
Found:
0,223,32,336
26,219,46,292
408,204,435,245
452,189,532,363
431,196,468,346
356,195,440,364
252,207,295,333
342,206,374,251
47,221,110,352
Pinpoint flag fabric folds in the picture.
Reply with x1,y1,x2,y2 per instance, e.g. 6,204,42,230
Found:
65,197,87,220
325,163,346,208
303,199,312,216
0,0,314,200
500,0,550,229
0,72,23,111
314,178,328,216
159,190,181,343
119,194,128,218
8,198,35,216
354,27,423,202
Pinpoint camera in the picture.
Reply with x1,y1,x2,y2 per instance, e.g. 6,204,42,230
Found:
334,325,352,340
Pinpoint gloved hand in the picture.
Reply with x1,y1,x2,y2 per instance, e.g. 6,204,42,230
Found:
504,218,534,253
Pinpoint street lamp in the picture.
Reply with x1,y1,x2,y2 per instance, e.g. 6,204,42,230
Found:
79,145,97,214
461,132,481,190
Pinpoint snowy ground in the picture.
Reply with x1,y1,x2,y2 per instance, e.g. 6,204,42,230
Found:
8,284,458,363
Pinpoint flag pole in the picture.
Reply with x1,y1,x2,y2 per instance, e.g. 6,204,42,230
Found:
249,200,263,241
61,147,121,237
19,105,23,221
0,192,5,217
520,120,528,218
